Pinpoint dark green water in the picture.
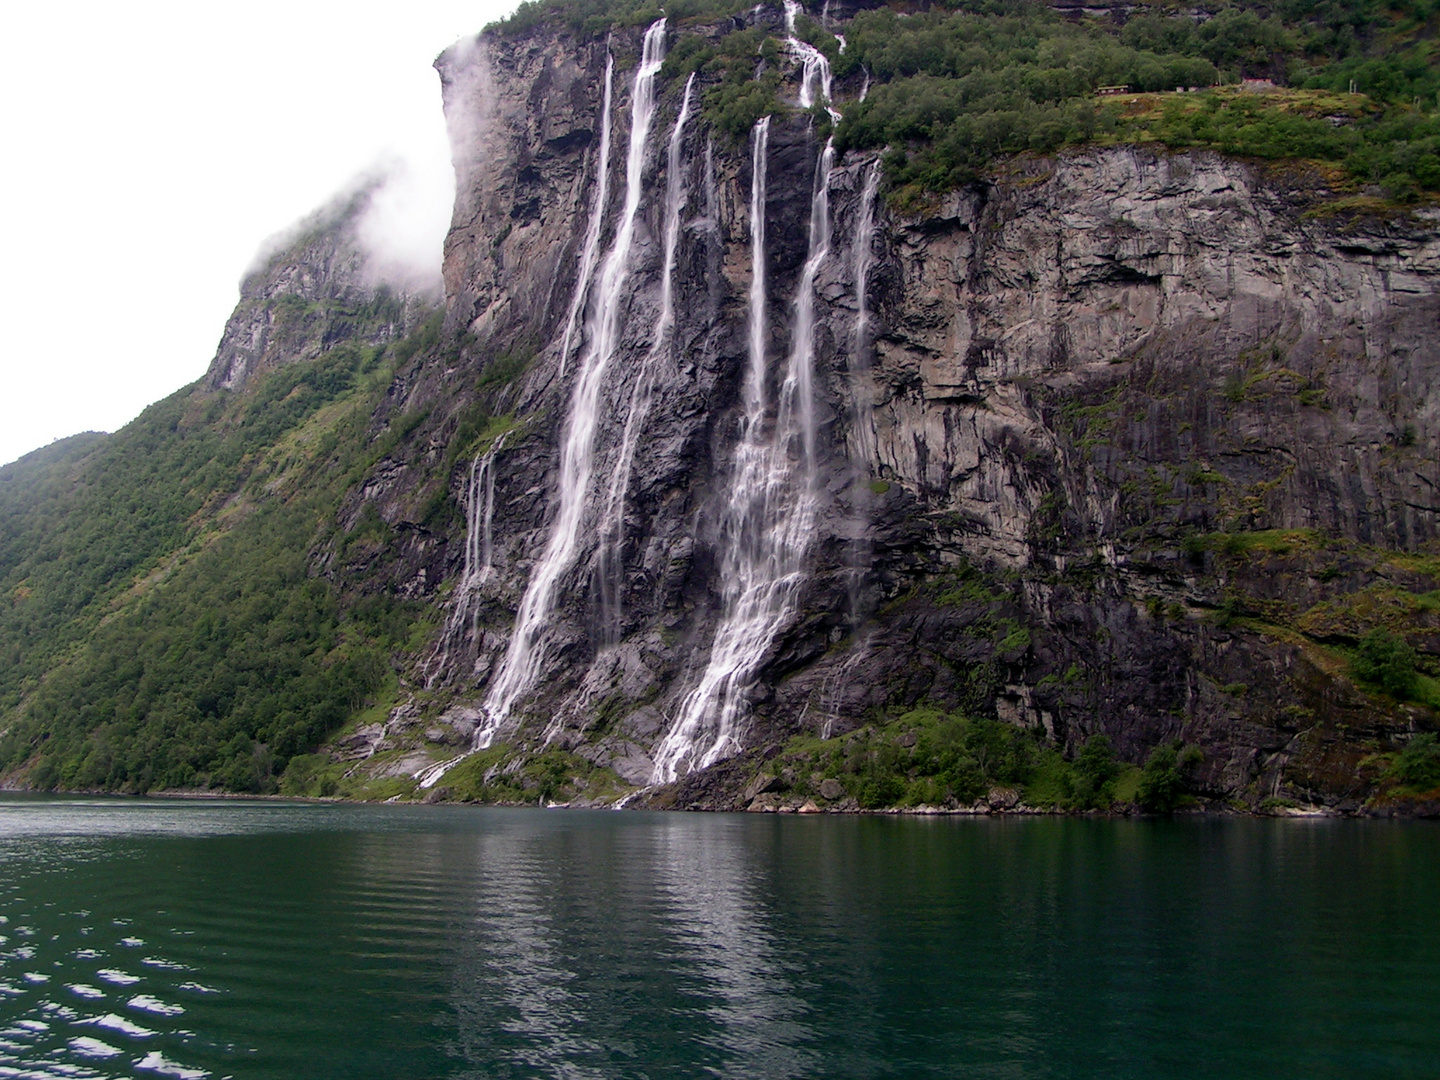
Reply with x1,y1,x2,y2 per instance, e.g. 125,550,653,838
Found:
0,798,1436,1079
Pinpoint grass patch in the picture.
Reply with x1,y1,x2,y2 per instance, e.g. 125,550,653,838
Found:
441,744,628,805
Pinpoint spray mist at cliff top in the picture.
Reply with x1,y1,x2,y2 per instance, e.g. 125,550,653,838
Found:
1,0,492,467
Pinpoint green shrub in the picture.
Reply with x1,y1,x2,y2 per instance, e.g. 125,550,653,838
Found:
1136,742,1202,811
1353,628,1419,700
778,706,1041,809
857,773,906,809
1387,733,1440,792
1070,733,1119,809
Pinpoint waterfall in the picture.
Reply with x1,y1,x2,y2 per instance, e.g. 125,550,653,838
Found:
837,160,883,630
557,58,615,379
783,0,839,121
478,19,669,746
850,162,880,471
652,122,841,783
704,139,718,225
423,434,509,688
790,140,836,468
597,72,694,644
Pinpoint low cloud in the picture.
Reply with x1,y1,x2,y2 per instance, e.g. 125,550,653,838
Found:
240,148,452,301
356,149,452,298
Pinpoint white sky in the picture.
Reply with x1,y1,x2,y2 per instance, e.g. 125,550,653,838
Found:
0,0,519,467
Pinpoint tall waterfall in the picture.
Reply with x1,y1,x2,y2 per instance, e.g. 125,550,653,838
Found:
850,162,881,471
557,58,614,379
653,121,841,783
650,4,849,782
597,72,695,644
480,19,669,742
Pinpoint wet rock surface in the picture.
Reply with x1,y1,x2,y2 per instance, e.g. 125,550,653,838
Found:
319,20,1439,812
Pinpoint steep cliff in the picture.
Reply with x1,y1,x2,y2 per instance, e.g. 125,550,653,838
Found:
312,11,1439,813
5,2,1439,812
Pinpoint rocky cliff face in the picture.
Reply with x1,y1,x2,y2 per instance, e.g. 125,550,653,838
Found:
328,13,1440,811
207,183,431,391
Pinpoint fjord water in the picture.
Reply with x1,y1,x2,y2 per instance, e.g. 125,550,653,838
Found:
1,798,1436,1080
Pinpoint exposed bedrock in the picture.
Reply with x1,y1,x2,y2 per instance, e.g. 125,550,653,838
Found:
334,20,1440,810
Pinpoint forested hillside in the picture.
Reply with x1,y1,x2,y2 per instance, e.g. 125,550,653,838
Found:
507,0,1440,201
0,195,443,792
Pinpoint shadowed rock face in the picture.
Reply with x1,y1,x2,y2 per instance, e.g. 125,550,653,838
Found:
331,20,1440,810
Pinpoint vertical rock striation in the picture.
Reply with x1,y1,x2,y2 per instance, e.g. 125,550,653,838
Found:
335,11,1440,811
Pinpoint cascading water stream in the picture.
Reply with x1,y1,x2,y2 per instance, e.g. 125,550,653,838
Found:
419,22,669,788
557,59,615,379
783,0,840,121
840,159,882,634
652,123,840,783
850,162,881,472
423,434,510,689
597,72,694,644
478,18,669,744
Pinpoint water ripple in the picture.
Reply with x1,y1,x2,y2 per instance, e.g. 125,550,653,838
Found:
2,799,1438,1079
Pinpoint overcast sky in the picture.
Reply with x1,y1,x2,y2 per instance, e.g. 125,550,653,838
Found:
0,0,519,466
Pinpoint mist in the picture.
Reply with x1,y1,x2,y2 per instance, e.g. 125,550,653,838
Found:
357,150,453,298
0,0,514,467
245,145,455,301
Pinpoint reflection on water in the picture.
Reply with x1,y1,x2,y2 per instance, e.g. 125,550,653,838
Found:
0,797,1437,1079
652,819,814,1078
454,831,610,1078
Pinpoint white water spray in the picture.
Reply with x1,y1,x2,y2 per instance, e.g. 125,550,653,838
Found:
783,0,839,121
479,19,670,742
597,73,695,643
652,121,840,783
424,433,510,689
558,59,615,379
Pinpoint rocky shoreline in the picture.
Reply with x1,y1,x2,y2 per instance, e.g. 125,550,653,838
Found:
10,782,1437,817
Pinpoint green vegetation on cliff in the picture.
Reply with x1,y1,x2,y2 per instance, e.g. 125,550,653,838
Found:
835,0,1440,199
499,0,1440,201
0,305,443,793
755,707,1206,812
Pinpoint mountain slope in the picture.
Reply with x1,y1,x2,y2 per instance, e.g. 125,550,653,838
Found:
3,0,1440,812
0,191,443,793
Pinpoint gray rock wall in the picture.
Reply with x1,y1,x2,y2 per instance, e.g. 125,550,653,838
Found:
341,20,1439,808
